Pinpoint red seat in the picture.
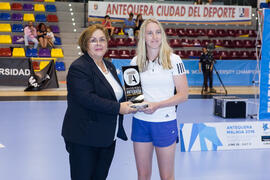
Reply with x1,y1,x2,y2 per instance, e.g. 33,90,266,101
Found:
108,38,117,48
229,51,240,59
47,15,58,22
243,40,255,48
197,50,203,56
180,39,193,47
216,29,228,37
115,38,126,46
0,48,11,57
227,29,236,37
213,39,223,47
130,49,136,58
32,61,40,70
233,40,244,48
201,40,210,47
219,51,229,59
223,40,233,48
113,27,121,34
107,50,119,59
169,39,181,48
165,28,177,36
186,50,198,58
125,38,137,46
250,51,259,59
176,29,186,37
239,51,250,59
248,30,257,37
207,29,216,37
174,50,188,59
186,29,198,37
193,39,201,47
11,3,23,11
196,29,206,36
213,51,221,59
235,29,248,37
119,50,131,59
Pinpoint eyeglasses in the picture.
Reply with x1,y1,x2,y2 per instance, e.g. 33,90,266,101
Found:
89,37,107,45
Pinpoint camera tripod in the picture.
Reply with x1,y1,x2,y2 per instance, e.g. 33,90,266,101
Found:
201,64,228,95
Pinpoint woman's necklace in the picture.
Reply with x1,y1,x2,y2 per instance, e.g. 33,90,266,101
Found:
95,60,109,74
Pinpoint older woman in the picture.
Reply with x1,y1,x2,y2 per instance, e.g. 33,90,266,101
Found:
62,24,136,180
131,19,188,180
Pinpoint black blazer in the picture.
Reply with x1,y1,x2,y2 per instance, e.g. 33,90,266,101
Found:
62,53,128,147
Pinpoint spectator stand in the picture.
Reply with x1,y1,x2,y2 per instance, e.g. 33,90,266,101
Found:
0,0,65,75
89,7,258,61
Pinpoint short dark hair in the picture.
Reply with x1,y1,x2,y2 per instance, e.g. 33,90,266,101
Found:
129,13,134,17
78,24,109,54
104,15,110,19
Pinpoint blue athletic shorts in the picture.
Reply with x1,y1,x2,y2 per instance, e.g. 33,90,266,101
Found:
131,117,179,147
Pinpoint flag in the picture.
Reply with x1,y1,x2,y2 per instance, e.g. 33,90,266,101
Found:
24,60,59,91
239,8,250,18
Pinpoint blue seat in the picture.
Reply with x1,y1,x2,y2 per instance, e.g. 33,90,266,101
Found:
26,48,38,57
45,4,56,12
260,3,269,8
0,13,11,21
12,24,24,32
54,37,62,45
55,62,65,71
35,14,46,22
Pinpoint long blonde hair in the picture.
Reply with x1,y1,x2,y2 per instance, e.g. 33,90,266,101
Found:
136,18,172,72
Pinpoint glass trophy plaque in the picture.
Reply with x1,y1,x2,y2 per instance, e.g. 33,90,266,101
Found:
122,65,148,109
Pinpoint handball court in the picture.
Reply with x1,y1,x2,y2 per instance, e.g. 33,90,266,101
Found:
0,86,269,180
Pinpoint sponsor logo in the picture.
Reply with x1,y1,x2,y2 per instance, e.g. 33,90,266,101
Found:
239,7,249,18
0,68,30,76
123,68,140,86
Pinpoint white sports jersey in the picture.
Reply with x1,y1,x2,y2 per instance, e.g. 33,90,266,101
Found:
130,53,186,122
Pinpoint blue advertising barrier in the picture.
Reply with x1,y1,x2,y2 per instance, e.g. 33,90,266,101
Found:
183,60,258,86
112,59,258,86
259,9,270,120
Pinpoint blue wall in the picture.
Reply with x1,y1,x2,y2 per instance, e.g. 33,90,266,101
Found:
112,59,259,87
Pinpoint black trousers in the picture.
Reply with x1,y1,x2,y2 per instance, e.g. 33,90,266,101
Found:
65,140,116,180
202,67,213,89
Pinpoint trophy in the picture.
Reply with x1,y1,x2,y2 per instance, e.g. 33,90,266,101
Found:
122,65,148,109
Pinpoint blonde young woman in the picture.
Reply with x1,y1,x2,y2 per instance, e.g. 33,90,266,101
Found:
130,19,189,180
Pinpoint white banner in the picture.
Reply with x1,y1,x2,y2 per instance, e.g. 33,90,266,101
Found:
180,121,270,151
88,1,252,24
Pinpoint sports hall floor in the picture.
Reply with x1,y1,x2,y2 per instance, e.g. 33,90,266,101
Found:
0,86,269,180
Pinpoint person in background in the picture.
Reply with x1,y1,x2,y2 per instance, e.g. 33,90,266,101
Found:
134,14,144,37
62,24,136,180
24,21,38,49
199,47,216,93
130,18,189,180
37,23,48,48
206,0,213,5
123,13,136,40
46,26,55,48
194,0,203,5
102,15,115,37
